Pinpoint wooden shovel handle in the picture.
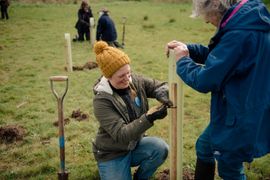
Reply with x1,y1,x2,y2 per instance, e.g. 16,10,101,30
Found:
50,76,68,82
50,76,69,100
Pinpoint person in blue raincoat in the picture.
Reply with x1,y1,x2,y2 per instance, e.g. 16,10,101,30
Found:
166,0,270,179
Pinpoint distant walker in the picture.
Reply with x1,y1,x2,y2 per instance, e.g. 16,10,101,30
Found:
0,0,9,20
96,8,123,48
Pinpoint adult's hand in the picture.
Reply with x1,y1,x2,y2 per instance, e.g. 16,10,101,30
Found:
146,104,168,123
173,44,189,61
166,40,189,61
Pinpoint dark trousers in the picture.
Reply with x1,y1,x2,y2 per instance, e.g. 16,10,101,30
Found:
1,5,8,19
77,29,90,41
107,41,123,49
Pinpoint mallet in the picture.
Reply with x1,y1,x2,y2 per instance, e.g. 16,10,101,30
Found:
50,76,69,180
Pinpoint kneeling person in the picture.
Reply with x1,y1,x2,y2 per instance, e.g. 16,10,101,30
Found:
92,41,172,180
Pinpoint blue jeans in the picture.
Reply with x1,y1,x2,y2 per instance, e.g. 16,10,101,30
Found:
196,125,246,180
97,136,169,180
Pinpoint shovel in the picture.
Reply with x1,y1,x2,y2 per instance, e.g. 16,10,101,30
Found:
121,17,127,47
50,76,69,180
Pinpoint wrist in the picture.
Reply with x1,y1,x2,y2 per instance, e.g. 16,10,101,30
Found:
145,114,154,123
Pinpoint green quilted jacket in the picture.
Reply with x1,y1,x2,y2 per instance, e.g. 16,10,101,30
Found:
92,73,169,162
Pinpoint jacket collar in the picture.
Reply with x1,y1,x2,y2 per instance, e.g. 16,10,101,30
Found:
94,76,133,95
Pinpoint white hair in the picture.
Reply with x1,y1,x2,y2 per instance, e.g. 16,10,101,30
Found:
191,0,241,18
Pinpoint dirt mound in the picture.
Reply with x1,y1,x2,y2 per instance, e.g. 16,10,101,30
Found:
157,168,195,180
157,168,169,180
53,118,70,127
82,61,98,70
183,168,195,180
65,61,98,71
52,109,88,127
0,125,26,144
71,109,88,121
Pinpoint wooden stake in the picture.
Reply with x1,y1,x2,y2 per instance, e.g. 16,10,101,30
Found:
90,17,95,48
168,50,184,180
64,33,73,72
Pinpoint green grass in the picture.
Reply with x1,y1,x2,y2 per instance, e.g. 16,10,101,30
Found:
0,1,269,179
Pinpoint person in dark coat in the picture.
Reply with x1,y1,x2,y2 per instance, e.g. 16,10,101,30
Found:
96,8,123,48
166,0,270,179
75,0,93,41
0,0,9,20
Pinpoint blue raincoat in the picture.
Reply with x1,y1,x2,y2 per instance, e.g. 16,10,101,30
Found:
177,0,270,164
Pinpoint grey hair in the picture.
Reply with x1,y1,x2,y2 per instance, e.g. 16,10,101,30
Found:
191,0,241,18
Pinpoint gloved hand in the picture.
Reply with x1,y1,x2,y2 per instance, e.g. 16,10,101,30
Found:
158,96,173,108
156,91,174,108
146,104,168,123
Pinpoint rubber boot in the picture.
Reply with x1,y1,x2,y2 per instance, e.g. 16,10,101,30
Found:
133,172,138,180
133,171,148,180
194,158,215,180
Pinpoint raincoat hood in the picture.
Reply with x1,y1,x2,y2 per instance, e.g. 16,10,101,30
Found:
221,0,270,31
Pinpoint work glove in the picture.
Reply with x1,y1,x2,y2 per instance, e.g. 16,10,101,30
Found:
158,96,173,108
156,91,174,108
146,104,168,123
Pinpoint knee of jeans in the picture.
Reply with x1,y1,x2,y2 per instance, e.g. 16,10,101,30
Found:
161,144,169,160
154,139,169,160
195,138,214,163
195,137,207,156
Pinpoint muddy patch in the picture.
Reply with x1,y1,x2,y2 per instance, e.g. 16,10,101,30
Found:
53,118,70,127
71,109,89,121
157,168,195,180
65,61,98,71
0,125,26,144
52,109,88,127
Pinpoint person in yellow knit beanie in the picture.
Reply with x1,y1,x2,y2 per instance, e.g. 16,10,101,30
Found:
94,40,130,78
92,41,173,180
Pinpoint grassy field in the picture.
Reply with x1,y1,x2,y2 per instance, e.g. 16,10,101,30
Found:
0,1,269,179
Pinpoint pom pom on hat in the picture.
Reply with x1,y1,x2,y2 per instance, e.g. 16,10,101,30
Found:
94,41,108,55
94,41,130,78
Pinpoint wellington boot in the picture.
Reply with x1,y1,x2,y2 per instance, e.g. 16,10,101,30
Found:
194,158,215,180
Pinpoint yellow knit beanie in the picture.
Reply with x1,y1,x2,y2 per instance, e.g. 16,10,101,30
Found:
94,41,130,78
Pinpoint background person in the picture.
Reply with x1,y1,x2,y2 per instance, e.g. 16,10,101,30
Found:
74,0,93,42
96,8,123,48
92,41,172,180
0,0,9,20
166,0,270,179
